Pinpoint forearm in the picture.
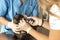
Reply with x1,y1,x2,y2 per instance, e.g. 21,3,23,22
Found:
28,28,49,40
42,20,50,30
0,17,8,26
38,19,50,30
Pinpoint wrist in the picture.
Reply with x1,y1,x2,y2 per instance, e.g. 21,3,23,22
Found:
26,26,32,33
8,22,11,26
38,19,42,26
7,22,12,28
41,19,44,27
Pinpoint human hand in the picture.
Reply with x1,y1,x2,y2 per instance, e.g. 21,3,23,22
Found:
18,19,32,33
26,16,42,26
7,20,20,34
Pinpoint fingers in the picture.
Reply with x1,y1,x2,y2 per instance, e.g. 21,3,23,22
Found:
19,19,26,26
29,20,33,24
19,19,25,23
13,26,21,34
14,31,20,34
12,19,26,34
13,18,31,34
22,19,25,23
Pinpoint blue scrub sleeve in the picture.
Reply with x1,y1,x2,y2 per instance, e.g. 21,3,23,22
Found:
0,0,7,16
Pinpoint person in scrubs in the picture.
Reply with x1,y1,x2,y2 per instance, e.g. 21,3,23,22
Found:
0,0,38,40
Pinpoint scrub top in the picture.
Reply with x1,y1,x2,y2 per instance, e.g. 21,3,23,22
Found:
0,0,38,36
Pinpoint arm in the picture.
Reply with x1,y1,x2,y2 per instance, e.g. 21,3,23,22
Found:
42,20,50,30
29,28,49,40
19,17,60,40
40,19,60,40
39,19,50,30
28,17,50,30
18,19,49,40
0,17,8,26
